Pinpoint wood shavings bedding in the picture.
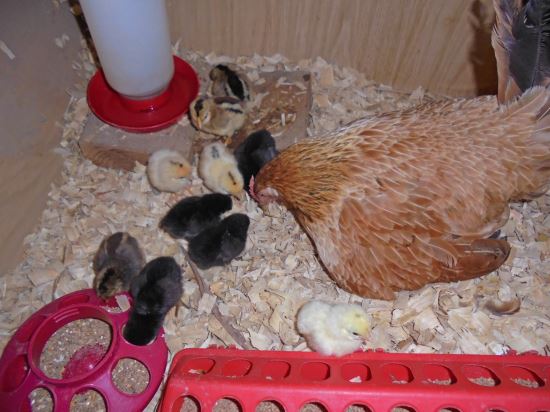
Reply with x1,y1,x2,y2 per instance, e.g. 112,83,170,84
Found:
1,43,549,411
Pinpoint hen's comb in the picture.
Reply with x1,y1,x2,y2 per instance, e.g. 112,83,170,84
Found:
249,175,258,201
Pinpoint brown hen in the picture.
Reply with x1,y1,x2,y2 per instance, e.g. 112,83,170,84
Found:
253,0,550,300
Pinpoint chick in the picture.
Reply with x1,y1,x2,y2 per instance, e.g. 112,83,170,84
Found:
209,64,251,102
124,256,183,346
159,193,232,240
189,96,246,144
92,232,146,300
296,301,370,357
234,129,278,191
147,149,192,193
199,142,244,198
188,213,250,269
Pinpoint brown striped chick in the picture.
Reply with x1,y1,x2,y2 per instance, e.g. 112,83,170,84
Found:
147,149,191,193
209,64,251,102
199,142,244,199
189,96,246,145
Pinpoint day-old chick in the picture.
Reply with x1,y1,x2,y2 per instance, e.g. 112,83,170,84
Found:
297,301,370,357
124,256,183,346
209,64,251,102
234,129,278,191
189,96,246,143
159,193,232,240
199,142,244,198
188,213,250,269
92,232,146,300
147,149,192,193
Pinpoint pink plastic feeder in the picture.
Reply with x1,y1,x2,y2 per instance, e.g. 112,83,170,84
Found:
0,289,168,412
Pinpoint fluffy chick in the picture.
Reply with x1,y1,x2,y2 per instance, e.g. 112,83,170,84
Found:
147,149,191,193
92,232,146,300
234,129,278,191
209,64,251,102
189,96,246,143
199,142,244,198
124,256,183,346
159,193,232,240
188,213,250,269
297,301,370,357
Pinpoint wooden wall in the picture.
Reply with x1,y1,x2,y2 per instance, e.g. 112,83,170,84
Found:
167,0,497,97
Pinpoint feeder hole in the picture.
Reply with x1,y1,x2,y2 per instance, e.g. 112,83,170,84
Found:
101,294,131,314
179,395,200,412
381,363,414,384
0,354,29,391
213,397,242,412
56,294,90,309
17,316,46,343
391,407,416,412
439,408,462,412
70,389,106,412
421,364,456,385
28,387,53,412
112,358,150,394
345,404,373,412
300,362,331,381
255,400,285,412
299,402,328,412
221,359,253,378
39,318,111,379
461,365,500,386
502,366,543,388
261,361,291,380
341,363,371,383
182,358,215,375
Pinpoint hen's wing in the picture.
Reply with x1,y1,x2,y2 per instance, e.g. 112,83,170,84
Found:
327,186,510,300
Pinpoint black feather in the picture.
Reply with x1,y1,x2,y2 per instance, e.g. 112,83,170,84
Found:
215,64,248,101
125,257,183,346
159,193,232,240
188,214,250,269
509,0,550,90
234,130,279,190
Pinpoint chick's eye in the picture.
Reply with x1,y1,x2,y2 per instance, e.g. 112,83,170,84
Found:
352,332,359,336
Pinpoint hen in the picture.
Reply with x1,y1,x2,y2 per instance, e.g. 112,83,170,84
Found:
253,0,550,300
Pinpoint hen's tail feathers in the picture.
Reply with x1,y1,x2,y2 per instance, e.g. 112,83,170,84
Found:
439,238,511,282
492,0,550,104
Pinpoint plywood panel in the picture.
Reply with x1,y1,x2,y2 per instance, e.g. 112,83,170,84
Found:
0,0,82,275
167,0,497,97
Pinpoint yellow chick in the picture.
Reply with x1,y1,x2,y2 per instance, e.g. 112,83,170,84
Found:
189,96,246,144
209,64,251,102
297,301,370,356
147,149,191,193
199,142,244,198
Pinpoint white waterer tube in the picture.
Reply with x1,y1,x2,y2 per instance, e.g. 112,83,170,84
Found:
80,0,174,100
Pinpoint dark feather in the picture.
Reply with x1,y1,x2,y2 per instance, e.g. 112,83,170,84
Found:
214,64,249,101
234,130,279,190
492,0,550,102
188,214,250,269
125,257,183,345
159,193,232,240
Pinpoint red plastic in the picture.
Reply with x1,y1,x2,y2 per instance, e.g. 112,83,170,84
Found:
87,55,200,133
0,289,168,412
159,347,550,412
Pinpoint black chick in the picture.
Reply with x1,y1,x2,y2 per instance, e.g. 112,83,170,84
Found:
159,193,232,240
92,232,146,300
188,213,250,269
124,257,183,346
234,129,278,191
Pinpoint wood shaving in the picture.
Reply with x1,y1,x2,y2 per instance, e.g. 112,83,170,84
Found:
1,44,549,412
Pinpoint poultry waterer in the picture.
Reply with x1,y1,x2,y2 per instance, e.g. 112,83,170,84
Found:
0,289,168,412
159,347,550,412
80,0,199,133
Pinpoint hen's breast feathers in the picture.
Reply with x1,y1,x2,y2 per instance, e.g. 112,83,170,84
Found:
262,91,550,299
